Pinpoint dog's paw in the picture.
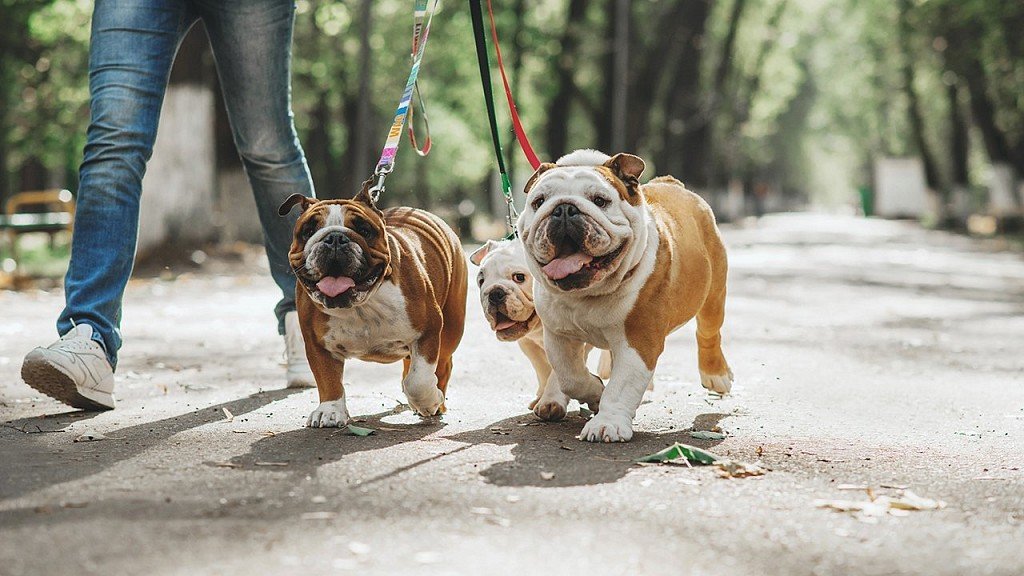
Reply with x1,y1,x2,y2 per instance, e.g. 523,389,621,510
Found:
534,399,567,422
407,387,445,417
307,399,350,428
528,396,541,411
699,369,734,395
579,412,633,443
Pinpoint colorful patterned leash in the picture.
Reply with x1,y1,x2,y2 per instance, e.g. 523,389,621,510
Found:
368,0,438,202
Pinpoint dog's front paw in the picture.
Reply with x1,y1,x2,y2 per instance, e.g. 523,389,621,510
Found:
407,387,445,417
579,412,633,442
307,399,350,428
534,400,567,421
699,368,734,394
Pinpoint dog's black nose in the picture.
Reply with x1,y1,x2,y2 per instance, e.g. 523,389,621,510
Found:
322,231,349,247
488,289,507,305
551,203,579,219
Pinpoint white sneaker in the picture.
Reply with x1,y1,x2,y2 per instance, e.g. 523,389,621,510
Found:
284,311,315,388
21,324,115,410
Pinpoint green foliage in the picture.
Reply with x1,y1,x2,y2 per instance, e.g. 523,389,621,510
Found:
0,0,1021,214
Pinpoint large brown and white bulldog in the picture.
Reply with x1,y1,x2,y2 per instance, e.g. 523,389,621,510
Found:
469,239,611,411
279,185,467,427
517,149,733,442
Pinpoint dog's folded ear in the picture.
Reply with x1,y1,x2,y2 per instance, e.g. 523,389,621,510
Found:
523,162,558,196
278,194,316,216
603,153,645,185
353,180,385,215
469,239,501,266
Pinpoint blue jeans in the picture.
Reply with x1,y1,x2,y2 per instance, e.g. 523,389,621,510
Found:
57,0,314,369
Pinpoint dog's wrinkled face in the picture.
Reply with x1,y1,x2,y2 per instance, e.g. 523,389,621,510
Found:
517,151,648,294
279,188,391,309
469,239,540,342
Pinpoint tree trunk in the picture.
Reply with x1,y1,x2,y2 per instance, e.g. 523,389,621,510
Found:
948,82,969,188
506,0,527,185
544,0,590,159
706,0,749,187
653,1,711,187
350,0,374,196
898,0,941,194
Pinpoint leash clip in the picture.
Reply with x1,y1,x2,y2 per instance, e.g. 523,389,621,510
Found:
368,165,393,203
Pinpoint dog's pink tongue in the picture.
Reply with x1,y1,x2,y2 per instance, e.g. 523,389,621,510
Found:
316,276,355,297
542,253,593,280
495,320,517,331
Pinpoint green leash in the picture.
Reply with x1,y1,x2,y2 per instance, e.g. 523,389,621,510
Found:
469,0,518,238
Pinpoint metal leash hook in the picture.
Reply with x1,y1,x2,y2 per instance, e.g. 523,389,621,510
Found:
368,164,392,203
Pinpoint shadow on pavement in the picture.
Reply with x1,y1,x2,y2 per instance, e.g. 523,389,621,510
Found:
0,388,303,501
446,411,730,487
223,409,445,476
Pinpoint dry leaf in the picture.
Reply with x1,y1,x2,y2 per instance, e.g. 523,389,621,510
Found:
73,431,108,442
540,471,555,480
210,461,241,469
222,408,234,422
714,459,767,478
301,511,337,520
255,461,289,467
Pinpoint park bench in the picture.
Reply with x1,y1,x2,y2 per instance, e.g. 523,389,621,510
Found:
0,189,75,274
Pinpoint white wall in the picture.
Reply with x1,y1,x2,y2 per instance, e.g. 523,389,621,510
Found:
137,84,217,256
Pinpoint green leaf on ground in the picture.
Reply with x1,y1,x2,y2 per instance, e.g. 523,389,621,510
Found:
635,443,719,465
346,424,376,436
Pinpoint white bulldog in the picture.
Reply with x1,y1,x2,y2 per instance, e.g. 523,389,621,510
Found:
517,149,734,442
470,239,611,413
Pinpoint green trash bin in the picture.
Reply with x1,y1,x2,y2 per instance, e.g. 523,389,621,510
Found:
858,185,873,217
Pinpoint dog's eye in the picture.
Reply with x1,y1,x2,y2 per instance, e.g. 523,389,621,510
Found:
593,196,609,208
531,195,545,210
512,273,526,284
299,221,317,241
352,219,375,238
477,274,485,286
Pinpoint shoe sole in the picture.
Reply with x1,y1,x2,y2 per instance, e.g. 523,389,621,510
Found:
21,358,114,411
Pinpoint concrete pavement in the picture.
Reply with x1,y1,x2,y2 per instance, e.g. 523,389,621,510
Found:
1,213,1023,576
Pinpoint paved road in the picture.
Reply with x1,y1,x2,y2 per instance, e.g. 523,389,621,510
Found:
2,213,1023,576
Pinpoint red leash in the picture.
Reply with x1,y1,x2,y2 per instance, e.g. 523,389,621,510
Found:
485,0,541,170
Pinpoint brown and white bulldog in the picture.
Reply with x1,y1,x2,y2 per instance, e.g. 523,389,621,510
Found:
278,185,468,427
469,239,611,411
517,149,733,442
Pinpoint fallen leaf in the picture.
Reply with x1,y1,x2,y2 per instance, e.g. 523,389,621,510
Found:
210,461,241,469
255,461,289,467
540,471,555,480
346,424,375,436
301,511,337,520
73,431,108,442
579,407,593,418
559,445,575,451
231,430,247,434
889,490,946,511
635,443,718,465
815,488,946,521
689,430,727,440
489,427,511,435
222,408,234,423
714,459,767,478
